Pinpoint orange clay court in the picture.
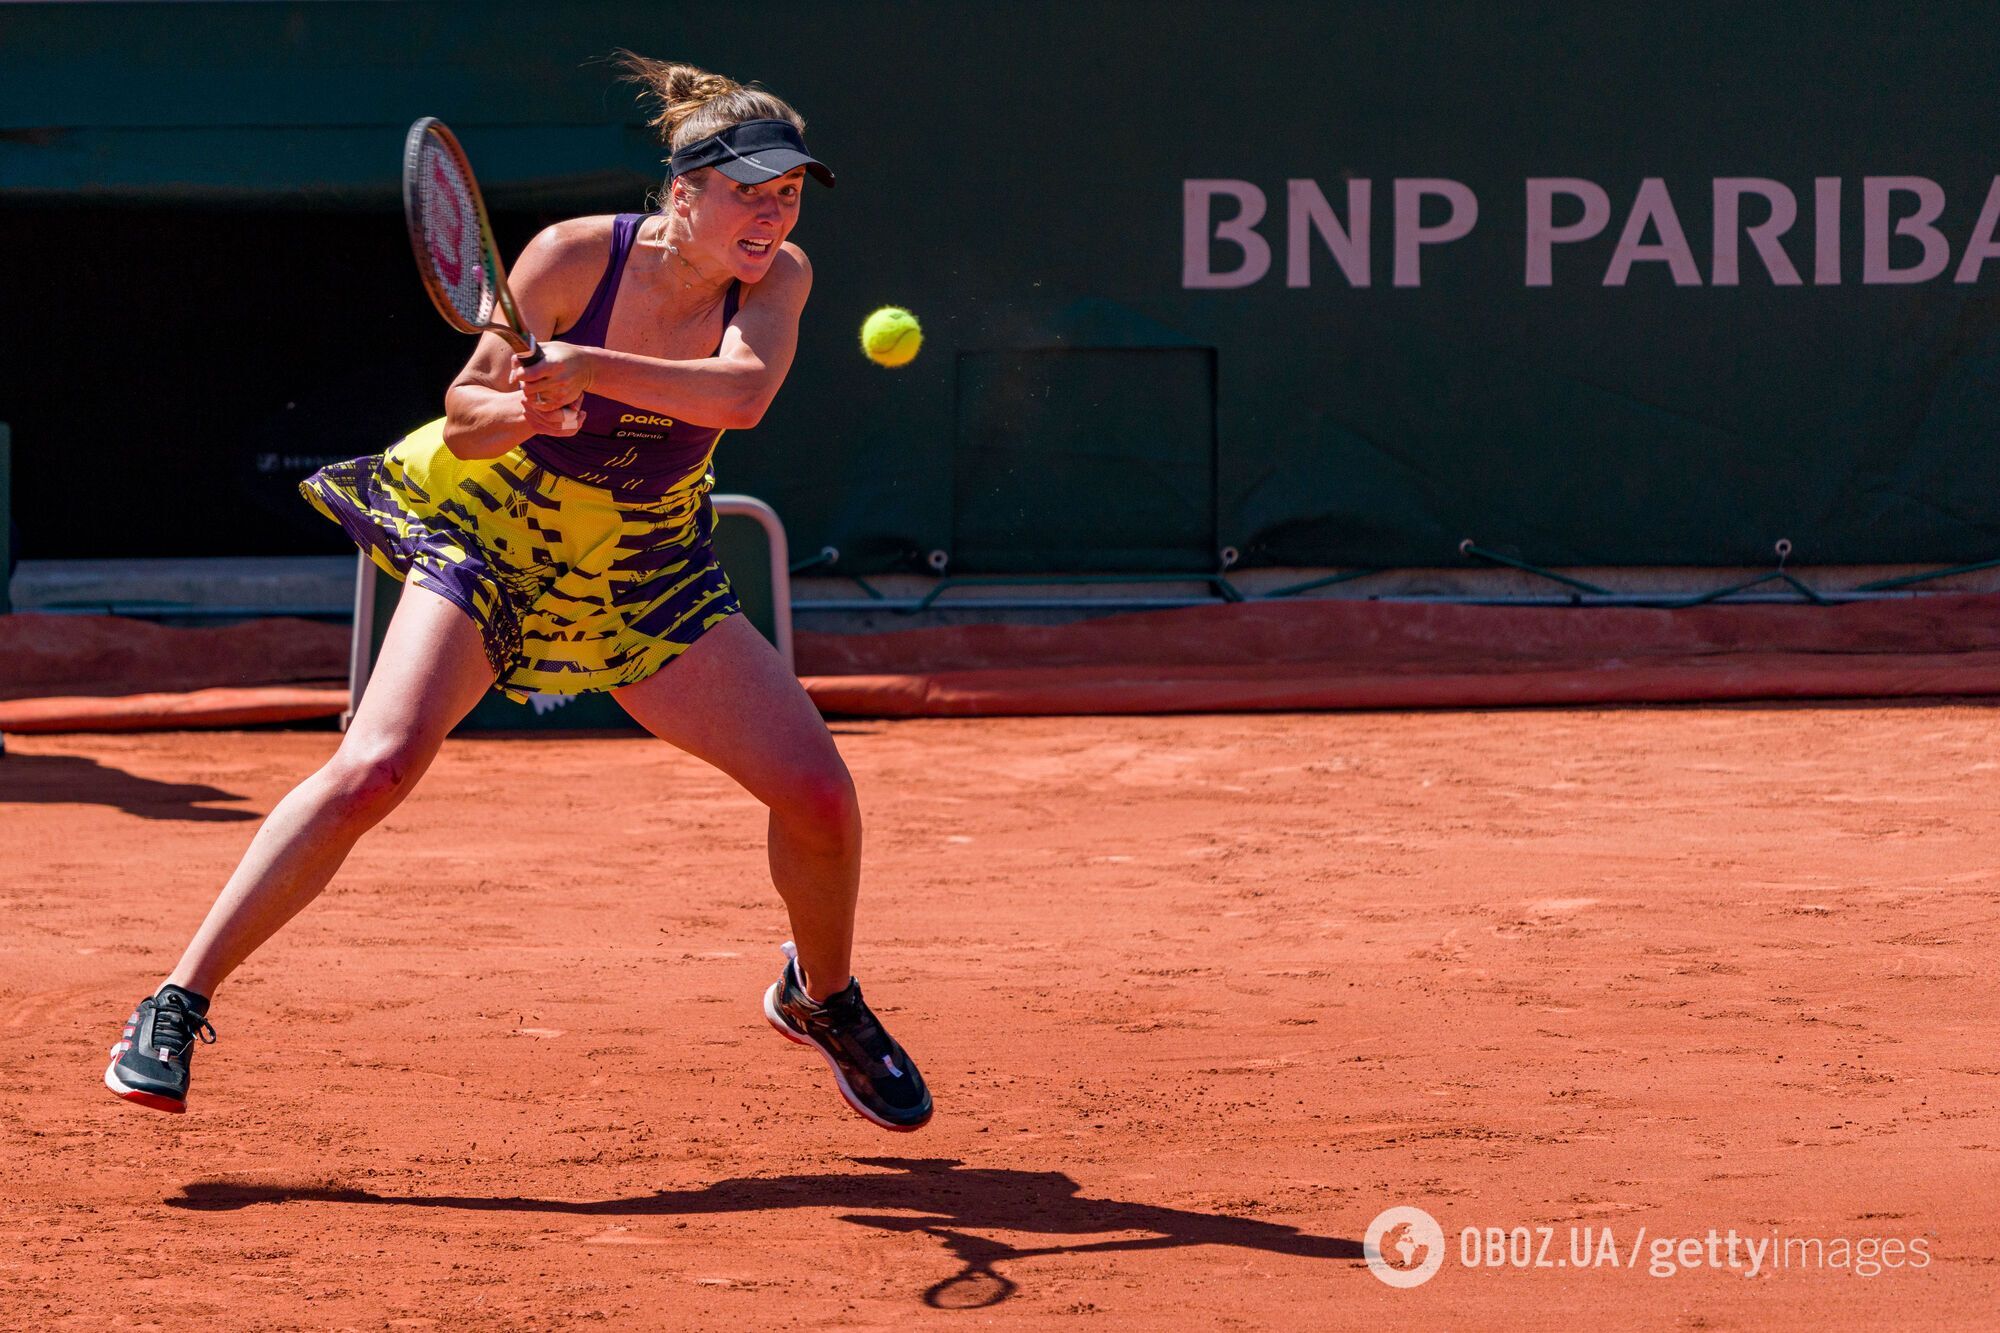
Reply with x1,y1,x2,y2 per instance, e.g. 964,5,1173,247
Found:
3,704,1995,1327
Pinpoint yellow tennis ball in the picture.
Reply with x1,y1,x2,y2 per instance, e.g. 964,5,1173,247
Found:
860,306,923,367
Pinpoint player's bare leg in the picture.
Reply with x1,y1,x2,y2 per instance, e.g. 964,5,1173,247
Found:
106,584,492,1112
614,613,931,1129
615,614,861,996
168,584,494,995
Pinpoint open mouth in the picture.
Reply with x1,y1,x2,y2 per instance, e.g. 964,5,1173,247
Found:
739,237,775,257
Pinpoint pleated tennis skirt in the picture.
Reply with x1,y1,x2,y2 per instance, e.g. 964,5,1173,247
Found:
301,419,739,702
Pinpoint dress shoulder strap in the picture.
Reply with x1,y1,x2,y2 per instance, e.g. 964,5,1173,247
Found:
712,280,743,355
558,213,643,347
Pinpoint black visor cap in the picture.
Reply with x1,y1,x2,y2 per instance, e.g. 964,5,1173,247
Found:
669,119,835,188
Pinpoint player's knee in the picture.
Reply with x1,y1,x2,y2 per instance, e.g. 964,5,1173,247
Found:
320,743,425,823
774,765,861,854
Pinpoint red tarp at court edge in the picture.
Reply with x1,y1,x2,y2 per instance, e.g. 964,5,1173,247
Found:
0,686,350,732
0,614,349,732
792,595,2000,716
3,596,1998,731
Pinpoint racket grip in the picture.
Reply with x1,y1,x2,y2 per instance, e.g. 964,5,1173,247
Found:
516,344,545,367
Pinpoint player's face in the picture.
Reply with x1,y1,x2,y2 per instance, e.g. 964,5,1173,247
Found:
688,167,805,281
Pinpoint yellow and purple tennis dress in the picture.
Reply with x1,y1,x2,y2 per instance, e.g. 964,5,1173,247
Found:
302,214,741,702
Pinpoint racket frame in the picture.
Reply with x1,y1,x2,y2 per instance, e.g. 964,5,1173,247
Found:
401,117,541,362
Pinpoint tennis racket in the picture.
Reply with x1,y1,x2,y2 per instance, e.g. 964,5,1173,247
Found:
401,117,542,365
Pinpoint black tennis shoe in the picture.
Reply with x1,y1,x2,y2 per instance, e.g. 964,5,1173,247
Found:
763,942,932,1131
104,984,215,1114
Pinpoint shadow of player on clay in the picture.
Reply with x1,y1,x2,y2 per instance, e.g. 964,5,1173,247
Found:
0,750,257,821
170,1156,1360,1309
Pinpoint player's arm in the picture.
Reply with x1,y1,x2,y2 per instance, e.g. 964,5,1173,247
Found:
440,218,607,459
517,243,812,431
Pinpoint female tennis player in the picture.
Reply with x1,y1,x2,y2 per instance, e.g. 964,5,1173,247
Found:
104,56,931,1132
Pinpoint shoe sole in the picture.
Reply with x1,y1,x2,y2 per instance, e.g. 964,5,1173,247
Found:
104,1060,186,1114
763,981,931,1132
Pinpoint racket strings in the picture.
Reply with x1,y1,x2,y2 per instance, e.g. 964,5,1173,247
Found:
415,138,492,326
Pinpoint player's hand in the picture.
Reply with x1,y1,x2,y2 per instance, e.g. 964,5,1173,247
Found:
513,341,595,405
520,389,585,436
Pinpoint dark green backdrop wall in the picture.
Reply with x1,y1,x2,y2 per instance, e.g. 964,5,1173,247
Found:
5,1,1999,570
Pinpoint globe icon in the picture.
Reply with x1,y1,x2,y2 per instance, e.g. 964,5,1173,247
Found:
1381,1222,1431,1270
1365,1206,1447,1288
